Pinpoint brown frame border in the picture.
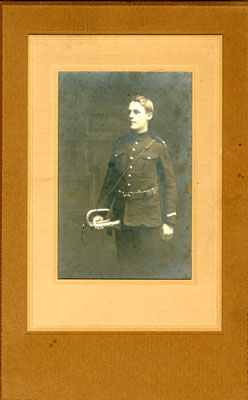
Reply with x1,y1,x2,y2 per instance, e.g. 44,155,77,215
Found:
2,2,247,399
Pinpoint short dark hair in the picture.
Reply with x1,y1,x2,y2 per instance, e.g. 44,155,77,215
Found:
130,95,154,115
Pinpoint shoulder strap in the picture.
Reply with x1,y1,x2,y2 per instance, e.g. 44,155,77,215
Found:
155,136,168,148
104,139,155,202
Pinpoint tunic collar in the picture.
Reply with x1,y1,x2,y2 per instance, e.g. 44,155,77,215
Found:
129,130,150,142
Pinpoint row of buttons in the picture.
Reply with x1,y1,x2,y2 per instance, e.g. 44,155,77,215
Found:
128,156,132,186
127,142,139,187
115,140,154,190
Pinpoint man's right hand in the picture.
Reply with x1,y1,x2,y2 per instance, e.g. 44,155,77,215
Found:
92,215,104,230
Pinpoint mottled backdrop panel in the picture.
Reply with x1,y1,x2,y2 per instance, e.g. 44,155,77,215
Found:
58,72,192,279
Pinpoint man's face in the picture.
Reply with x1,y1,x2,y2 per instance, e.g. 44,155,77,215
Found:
128,101,152,133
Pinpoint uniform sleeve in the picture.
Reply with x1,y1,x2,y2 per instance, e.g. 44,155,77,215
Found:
157,142,177,225
97,147,118,211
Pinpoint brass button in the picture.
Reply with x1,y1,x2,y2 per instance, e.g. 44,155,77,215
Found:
130,156,134,160
128,174,131,177
128,183,131,186
132,148,136,151
129,166,133,169
147,156,151,160
135,141,139,145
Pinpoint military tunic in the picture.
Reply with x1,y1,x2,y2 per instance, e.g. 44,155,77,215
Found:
97,130,177,274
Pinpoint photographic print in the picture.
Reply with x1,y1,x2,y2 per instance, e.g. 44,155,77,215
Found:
58,71,192,279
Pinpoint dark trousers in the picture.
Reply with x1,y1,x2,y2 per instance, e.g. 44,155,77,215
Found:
115,224,161,278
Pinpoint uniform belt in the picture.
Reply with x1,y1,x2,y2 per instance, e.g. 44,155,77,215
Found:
117,184,159,200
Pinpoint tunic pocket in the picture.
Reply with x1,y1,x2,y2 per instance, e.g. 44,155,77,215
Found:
113,152,127,172
135,154,158,177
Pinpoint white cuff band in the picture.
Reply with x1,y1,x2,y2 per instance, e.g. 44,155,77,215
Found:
167,212,177,217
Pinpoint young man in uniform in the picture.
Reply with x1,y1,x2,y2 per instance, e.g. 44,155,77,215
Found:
93,95,177,277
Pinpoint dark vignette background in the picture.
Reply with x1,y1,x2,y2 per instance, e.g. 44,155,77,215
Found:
58,72,192,279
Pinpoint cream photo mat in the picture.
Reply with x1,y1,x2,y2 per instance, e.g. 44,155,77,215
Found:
28,35,222,331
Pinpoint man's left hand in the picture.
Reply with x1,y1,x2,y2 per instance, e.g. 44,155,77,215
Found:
161,223,174,241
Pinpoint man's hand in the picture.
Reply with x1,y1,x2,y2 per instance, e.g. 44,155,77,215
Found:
92,215,104,230
161,223,174,241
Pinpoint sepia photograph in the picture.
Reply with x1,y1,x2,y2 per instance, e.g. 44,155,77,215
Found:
58,71,192,279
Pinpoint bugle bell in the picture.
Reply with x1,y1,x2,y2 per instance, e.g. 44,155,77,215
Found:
85,208,121,230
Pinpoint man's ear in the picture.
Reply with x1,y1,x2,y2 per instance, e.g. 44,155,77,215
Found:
147,112,153,121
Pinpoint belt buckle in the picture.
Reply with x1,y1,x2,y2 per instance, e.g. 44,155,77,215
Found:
123,192,132,200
